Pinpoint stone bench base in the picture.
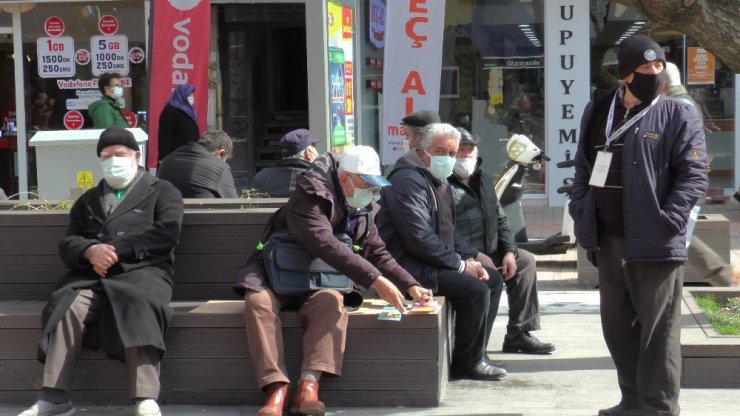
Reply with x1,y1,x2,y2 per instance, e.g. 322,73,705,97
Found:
0,299,449,406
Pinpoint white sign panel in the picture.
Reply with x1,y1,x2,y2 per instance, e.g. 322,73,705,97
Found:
544,0,590,206
91,34,129,75
381,0,446,165
37,36,75,78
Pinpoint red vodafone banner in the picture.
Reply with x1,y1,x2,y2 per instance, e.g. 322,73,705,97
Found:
147,0,210,167
381,0,445,165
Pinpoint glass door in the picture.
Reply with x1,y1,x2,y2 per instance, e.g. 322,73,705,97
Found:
0,28,17,197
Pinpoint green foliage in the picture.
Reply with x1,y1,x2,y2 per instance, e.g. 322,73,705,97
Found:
240,188,269,199
6,192,74,211
694,294,740,335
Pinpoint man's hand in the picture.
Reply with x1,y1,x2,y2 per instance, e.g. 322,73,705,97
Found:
372,275,407,313
501,252,517,280
475,252,496,270
83,244,118,278
407,285,433,306
464,259,489,281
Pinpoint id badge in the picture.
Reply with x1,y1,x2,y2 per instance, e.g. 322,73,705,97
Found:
589,151,612,187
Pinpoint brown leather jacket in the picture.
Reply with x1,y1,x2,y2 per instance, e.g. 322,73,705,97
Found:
233,153,419,307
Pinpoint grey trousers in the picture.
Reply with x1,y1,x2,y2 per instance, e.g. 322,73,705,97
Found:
491,248,541,337
688,236,734,286
596,236,683,416
42,289,161,400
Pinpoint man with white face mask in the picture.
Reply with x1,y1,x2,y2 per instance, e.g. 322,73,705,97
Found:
234,146,432,416
18,127,183,416
449,127,554,356
88,72,128,129
377,123,507,381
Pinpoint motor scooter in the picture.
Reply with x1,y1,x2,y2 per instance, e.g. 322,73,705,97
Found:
494,134,575,255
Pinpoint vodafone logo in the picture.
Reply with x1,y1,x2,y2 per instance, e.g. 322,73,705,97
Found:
168,0,201,11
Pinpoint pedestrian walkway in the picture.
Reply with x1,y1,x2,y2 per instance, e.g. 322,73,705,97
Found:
1,201,737,416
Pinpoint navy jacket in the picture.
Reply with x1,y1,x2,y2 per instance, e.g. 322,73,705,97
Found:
569,87,708,262
157,142,238,198
377,150,476,291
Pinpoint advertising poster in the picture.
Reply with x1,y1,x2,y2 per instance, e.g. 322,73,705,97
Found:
147,0,210,166
327,2,354,150
687,47,715,85
381,0,445,165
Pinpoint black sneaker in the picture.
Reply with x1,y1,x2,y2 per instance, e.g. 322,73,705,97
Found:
502,332,555,354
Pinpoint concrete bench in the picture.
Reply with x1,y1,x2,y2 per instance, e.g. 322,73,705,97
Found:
0,202,450,407
0,299,449,406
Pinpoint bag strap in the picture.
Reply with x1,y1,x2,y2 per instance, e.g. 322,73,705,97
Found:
255,206,284,251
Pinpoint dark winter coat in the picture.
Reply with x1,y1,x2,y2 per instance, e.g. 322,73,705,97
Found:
233,153,419,306
157,104,200,162
376,150,476,291
157,142,238,198
88,96,127,129
252,158,313,197
448,160,518,257
569,87,708,262
38,171,184,362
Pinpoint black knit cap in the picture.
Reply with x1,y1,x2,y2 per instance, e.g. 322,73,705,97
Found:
617,35,666,79
96,126,139,156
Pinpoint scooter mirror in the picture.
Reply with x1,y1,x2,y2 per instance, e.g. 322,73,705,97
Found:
506,134,541,165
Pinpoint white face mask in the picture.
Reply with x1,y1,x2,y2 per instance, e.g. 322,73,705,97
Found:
345,179,374,209
187,95,195,106
102,156,137,189
112,86,123,99
454,158,477,178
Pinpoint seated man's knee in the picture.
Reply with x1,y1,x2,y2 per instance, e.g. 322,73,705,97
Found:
306,290,346,318
244,289,279,314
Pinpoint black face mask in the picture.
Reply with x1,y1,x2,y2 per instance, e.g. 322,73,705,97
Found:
626,71,663,103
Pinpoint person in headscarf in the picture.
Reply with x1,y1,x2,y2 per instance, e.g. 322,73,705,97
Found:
157,84,199,162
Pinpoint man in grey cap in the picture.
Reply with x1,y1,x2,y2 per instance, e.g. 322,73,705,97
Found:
449,127,554,356
401,110,440,150
252,128,320,197
570,35,707,416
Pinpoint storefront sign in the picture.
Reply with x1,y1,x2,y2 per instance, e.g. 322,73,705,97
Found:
129,47,145,64
44,16,65,37
37,36,75,78
91,34,129,75
75,49,90,65
123,111,138,127
147,0,210,166
63,110,84,130
381,0,446,165
367,0,385,49
484,56,544,69
327,2,355,149
98,15,119,36
544,0,590,206
687,47,715,85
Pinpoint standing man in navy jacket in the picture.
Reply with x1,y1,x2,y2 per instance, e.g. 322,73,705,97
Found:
569,35,707,416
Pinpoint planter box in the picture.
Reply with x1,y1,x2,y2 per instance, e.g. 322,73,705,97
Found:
577,213,731,288
681,287,740,388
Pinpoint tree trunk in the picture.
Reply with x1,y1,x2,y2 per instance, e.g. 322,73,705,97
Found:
613,0,740,72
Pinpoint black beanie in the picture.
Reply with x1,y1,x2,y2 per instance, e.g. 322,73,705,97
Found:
617,35,666,79
96,126,139,156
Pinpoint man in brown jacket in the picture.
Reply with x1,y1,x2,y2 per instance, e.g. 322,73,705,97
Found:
233,146,432,416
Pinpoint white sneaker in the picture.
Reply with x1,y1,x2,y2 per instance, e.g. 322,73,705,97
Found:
17,400,76,416
134,399,162,416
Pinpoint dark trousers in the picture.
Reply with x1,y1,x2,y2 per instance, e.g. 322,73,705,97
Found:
596,235,683,416
491,249,541,337
435,267,503,369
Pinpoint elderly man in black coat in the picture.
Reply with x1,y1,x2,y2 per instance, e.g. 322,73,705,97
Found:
19,127,183,416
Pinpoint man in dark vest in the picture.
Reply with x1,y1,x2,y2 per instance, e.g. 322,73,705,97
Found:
449,127,554,355
252,129,319,197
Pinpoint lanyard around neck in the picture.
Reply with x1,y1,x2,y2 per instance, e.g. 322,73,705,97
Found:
604,89,660,147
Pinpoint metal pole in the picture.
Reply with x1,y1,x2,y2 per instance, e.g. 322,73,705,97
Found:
12,4,28,200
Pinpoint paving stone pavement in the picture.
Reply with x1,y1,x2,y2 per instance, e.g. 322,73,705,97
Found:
2,201,738,415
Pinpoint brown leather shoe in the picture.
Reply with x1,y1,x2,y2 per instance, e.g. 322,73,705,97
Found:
257,382,289,416
289,379,325,416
